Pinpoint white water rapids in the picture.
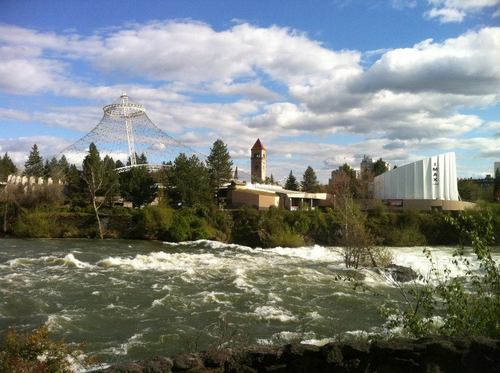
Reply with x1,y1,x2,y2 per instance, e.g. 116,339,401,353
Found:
0,238,497,365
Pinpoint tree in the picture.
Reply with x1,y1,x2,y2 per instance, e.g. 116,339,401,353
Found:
340,163,356,179
373,158,388,176
81,143,118,239
24,144,44,177
494,169,500,202
64,164,86,206
264,174,277,185
120,166,157,208
206,139,233,191
301,166,320,192
167,153,212,207
285,170,299,191
0,153,17,181
328,163,360,198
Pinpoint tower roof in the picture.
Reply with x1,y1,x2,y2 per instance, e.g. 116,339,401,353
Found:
251,138,265,150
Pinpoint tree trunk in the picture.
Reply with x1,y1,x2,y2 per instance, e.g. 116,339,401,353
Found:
2,202,7,233
366,247,378,267
92,197,104,239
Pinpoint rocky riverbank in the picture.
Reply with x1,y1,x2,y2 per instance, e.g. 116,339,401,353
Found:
98,336,500,373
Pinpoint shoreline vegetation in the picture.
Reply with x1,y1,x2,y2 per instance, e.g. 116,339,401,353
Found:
2,202,500,248
1,140,499,249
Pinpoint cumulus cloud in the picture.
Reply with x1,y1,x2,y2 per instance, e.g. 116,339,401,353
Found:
0,136,72,165
425,0,500,23
0,21,499,179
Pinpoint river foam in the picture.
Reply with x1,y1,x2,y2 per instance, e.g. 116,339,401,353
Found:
1,238,498,365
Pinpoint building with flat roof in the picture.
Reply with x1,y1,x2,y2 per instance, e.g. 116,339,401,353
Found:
229,182,328,211
373,152,474,211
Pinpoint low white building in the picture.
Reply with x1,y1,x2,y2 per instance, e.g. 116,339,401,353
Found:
229,182,328,210
373,152,460,201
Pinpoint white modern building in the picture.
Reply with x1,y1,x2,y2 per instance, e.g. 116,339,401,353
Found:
372,153,474,210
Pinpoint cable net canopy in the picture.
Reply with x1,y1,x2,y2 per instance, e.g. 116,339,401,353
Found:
61,93,200,166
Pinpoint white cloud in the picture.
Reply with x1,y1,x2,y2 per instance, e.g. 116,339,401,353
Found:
426,7,466,22
0,136,72,165
425,0,500,22
0,22,499,178
0,108,31,122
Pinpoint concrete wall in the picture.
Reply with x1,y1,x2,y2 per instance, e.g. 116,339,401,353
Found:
230,189,279,210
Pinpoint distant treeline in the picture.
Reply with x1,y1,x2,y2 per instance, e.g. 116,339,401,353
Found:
1,141,499,247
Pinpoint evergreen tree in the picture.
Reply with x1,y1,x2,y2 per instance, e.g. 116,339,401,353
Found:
167,153,211,207
301,166,320,192
207,139,233,191
264,174,276,185
56,155,70,181
24,144,44,177
65,164,86,205
494,169,500,202
43,157,59,179
285,170,299,191
0,153,17,181
81,143,118,238
340,163,357,179
137,153,148,165
373,158,389,176
120,166,157,208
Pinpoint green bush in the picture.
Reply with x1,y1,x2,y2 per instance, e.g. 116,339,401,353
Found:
168,210,192,242
12,210,58,238
231,207,262,247
132,206,173,240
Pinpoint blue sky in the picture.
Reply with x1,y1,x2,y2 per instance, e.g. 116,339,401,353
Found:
0,0,499,182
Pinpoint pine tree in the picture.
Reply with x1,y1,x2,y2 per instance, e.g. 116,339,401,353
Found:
167,153,212,207
120,166,157,208
285,170,299,191
207,139,233,191
57,155,70,181
65,164,86,205
301,166,320,192
24,144,44,177
0,153,17,181
373,158,389,176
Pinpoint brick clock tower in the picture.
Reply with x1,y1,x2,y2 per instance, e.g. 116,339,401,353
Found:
251,138,266,182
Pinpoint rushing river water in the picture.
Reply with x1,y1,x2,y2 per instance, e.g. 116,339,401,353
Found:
0,239,497,366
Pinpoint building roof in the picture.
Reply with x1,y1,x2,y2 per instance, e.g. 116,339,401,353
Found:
233,182,327,200
251,138,265,150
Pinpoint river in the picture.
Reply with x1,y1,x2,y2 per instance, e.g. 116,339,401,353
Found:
0,239,496,366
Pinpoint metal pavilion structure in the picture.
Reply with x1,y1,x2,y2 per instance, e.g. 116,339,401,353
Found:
60,93,201,171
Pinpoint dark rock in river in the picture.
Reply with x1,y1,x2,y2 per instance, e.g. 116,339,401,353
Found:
97,336,500,373
327,267,366,281
383,264,418,282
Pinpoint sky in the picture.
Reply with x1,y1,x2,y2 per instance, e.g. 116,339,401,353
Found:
0,0,499,183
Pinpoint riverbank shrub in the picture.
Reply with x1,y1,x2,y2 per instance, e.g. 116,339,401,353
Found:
2,202,497,247
131,206,173,240
258,207,306,248
0,326,88,373
381,210,500,338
